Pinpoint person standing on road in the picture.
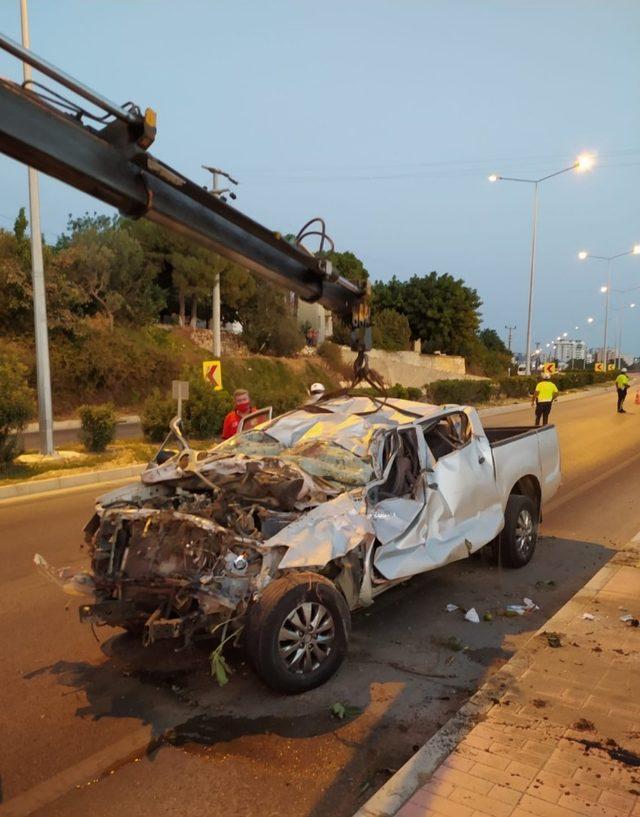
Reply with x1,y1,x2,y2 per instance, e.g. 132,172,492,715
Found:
531,372,558,427
222,389,254,439
616,368,631,413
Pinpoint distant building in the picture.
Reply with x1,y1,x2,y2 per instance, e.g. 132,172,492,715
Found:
554,339,586,363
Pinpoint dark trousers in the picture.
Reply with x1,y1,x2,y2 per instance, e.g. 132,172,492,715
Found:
617,387,628,412
535,401,552,427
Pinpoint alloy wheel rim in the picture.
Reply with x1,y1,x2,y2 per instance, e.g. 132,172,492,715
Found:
278,602,335,675
515,508,535,557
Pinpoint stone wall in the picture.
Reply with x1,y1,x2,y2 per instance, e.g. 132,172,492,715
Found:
338,346,467,388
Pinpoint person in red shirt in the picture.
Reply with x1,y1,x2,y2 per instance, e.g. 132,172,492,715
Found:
222,389,254,439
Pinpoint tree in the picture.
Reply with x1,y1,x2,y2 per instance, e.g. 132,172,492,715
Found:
56,213,163,330
0,212,84,337
372,308,411,351
323,250,369,286
372,271,482,355
478,328,508,353
238,276,304,356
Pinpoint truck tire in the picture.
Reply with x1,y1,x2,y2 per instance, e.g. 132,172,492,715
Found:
245,572,351,694
496,494,539,568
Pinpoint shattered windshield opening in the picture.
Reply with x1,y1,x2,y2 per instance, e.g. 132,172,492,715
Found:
215,430,374,487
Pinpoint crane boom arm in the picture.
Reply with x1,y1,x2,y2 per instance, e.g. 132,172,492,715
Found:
0,34,371,348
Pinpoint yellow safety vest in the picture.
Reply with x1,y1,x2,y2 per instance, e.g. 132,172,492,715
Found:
616,374,630,389
534,381,558,402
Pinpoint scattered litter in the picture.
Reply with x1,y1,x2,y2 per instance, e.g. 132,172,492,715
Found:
503,598,539,616
330,702,362,720
464,607,480,624
535,579,556,590
483,612,493,622
543,631,562,648
445,604,459,613
620,614,635,623
532,699,547,708
582,613,595,621
574,718,595,732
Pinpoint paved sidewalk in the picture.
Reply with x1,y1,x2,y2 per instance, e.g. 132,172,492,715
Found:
358,544,640,817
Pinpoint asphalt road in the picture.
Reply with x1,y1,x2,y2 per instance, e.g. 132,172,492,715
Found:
1,383,640,817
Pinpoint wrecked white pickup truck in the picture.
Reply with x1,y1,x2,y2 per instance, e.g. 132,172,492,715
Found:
40,396,560,693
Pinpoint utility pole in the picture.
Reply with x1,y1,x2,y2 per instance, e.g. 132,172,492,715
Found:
504,325,516,352
202,166,238,360
20,0,54,455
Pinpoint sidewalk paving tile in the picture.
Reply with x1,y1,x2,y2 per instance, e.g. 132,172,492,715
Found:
388,557,640,817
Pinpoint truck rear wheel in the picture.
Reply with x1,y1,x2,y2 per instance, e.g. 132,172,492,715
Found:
495,494,538,568
245,572,350,694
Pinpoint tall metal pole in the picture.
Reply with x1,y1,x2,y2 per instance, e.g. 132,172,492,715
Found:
525,182,539,375
603,260,610,370
211,170,221,359
20,0,54,455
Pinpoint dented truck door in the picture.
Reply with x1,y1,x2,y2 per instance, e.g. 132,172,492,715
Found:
373,410,503,580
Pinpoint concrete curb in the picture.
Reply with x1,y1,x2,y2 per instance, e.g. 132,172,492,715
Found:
0,464,145,501
351,550,634,817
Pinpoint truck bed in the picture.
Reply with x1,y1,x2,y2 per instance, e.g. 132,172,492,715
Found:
484,424,560,506
484,425,555,447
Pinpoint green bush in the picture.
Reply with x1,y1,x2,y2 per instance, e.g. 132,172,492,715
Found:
141,389,176,442
184,377,233,439
78,403,116,452
0,354,36,465
497,376,537,398
425,379,492,405
372,309,411,351
387,383,409,399
407,386,423,401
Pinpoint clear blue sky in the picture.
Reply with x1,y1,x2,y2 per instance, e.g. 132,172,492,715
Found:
1,1,639,355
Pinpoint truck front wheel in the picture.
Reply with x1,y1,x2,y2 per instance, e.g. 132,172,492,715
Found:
245,572,351,694
496,494,539,568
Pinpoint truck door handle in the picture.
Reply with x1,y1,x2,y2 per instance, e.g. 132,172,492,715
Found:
478,456,486,464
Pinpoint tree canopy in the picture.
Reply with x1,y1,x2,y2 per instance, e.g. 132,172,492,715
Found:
372,272,482,356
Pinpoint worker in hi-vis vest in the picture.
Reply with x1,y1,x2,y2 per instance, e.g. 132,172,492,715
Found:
615,368,631,413
531,372,559,427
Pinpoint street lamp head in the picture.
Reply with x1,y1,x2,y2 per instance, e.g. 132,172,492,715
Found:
575,153,595,172
562,332,568,337
578,250,588,260
630,303,637,309
587,317,594,323
633,244,640,255
600,285,608,293
488,174,499,183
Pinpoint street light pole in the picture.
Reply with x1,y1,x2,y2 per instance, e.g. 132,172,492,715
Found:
578,245,640,370
525,182,539,378
603,260,611,370
489,154,594,375
20,0,54,455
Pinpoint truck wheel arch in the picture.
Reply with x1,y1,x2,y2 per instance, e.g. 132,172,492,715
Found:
510,475,541,515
